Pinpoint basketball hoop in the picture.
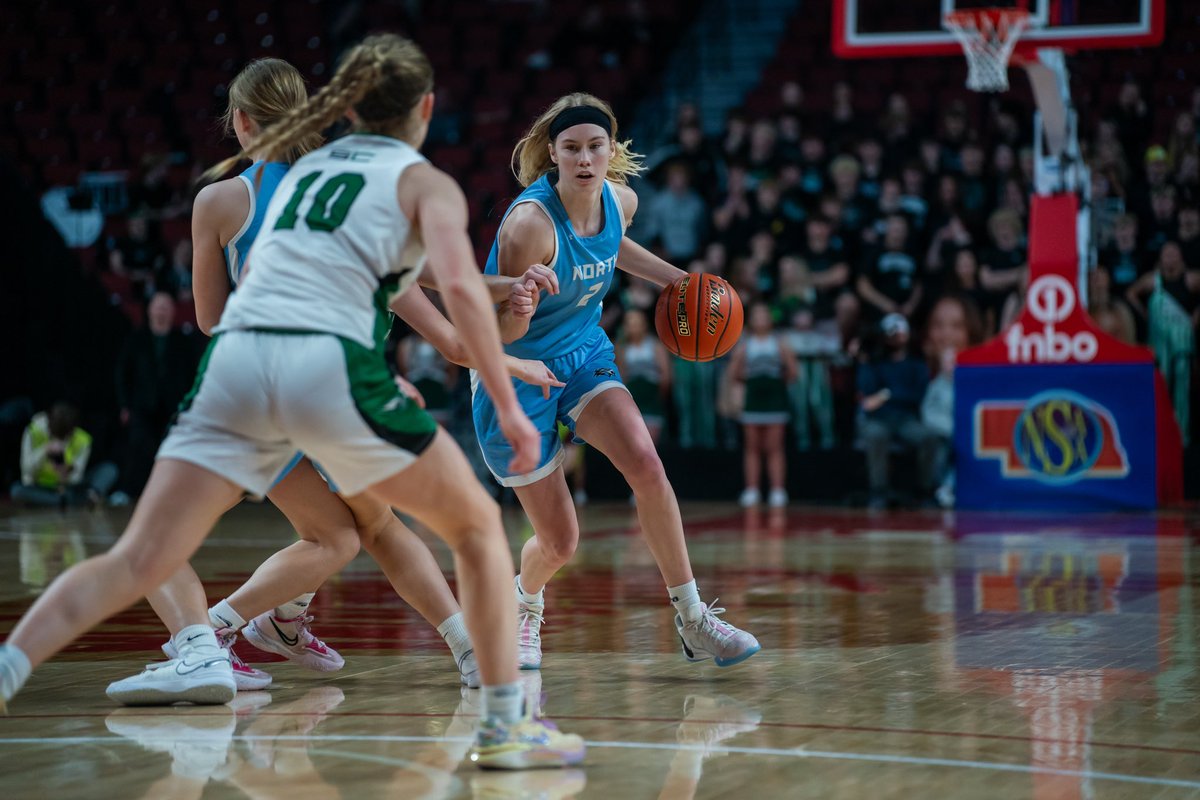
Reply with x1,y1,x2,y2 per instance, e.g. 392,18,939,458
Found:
943,7,1033,92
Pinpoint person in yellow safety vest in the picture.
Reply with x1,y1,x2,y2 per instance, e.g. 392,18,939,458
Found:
11,403,117,508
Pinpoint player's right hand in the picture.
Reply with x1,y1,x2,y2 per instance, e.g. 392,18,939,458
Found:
509,280,536,317
499,409,540,475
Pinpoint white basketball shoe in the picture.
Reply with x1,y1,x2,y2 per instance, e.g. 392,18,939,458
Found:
517,599,544,671
243,612,345,672
162,628,272,691
675,600,761,667
107,635,236,706
458,648,482,689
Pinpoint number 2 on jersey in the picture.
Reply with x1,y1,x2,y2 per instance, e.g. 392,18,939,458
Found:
576,282,604,307
274,171,366,233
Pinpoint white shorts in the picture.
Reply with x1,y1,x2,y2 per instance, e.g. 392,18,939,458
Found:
158,330,438,497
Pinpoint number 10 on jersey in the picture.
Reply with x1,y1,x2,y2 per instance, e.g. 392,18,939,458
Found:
274,171,366,233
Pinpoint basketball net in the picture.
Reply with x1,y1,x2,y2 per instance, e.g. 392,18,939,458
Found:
943,8,1033,92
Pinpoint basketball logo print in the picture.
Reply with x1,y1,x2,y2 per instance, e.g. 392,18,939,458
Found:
655,274,744,362
674,276,692,337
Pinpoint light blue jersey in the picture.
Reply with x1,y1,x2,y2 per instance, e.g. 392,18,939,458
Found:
224,161,289,288
473,172,632,486
214,159,329,491
483,173,624,360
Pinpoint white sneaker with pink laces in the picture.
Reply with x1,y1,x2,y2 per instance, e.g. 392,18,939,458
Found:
243,612,345,672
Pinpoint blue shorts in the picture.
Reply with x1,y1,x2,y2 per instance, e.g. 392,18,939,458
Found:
472,328,629,487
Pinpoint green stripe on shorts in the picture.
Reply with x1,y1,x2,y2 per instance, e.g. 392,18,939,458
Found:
339,336,438,455
174,333,221,419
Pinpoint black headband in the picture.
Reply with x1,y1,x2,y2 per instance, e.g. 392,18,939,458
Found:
548,106,612,141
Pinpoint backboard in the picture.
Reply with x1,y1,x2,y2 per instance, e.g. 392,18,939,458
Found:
832,0,1164,58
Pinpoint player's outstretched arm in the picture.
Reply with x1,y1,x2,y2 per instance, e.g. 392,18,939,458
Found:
617,236,687,287
420,266,559,305
391,289,563,396
397,164,539,472
613,182,685,288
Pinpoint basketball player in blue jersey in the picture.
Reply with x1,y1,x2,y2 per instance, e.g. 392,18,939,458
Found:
473,94,760,670
107,57,565,705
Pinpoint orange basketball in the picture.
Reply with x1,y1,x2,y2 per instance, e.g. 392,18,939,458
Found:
654,273,743,362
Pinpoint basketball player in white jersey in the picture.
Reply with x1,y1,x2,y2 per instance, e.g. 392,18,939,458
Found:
0,34,583,769
106,57,565,703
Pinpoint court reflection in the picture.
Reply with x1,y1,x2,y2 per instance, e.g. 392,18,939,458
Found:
3,503,1197,798
9,512,115,594
657,694,763,800
951,517,1191,800
105,702,244,800
99,675,593,799
469,768,587,798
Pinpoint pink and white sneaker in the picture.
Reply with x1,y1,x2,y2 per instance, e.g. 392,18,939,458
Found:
160,629,272,692
243,612,345,672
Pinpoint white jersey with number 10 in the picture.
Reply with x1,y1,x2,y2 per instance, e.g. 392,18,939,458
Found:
217,134,427,350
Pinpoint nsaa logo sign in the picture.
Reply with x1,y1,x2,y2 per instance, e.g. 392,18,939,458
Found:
1004,275,1099,363
974,391,1129,484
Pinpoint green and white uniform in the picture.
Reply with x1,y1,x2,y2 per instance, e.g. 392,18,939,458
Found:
622,337,664,426
160,134,438,496
407,337,452,425
740,334,789,425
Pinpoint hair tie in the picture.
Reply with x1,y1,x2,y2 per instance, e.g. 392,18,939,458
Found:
548,106,612,141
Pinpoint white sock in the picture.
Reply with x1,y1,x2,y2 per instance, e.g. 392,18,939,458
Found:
275,592,316,621
515,575,544,606
668,580,704,622
0,643,32,702
436,612,472,663
209,599,247,632
481,681,524,724
173,624,220,654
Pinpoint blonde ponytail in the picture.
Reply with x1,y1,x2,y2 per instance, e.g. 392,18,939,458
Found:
202,58,318,182
201,34,433,184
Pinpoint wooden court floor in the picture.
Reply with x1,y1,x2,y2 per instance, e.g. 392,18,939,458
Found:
0,501,1197,798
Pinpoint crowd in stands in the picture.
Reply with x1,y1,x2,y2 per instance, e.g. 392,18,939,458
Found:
620,75,1198,506
5,3,1198,507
